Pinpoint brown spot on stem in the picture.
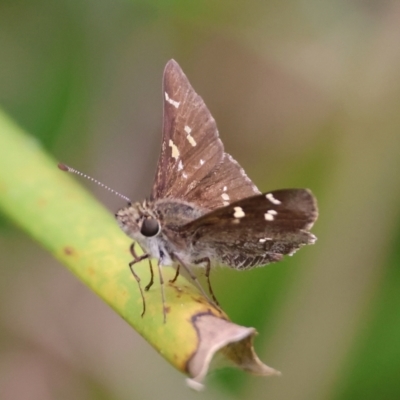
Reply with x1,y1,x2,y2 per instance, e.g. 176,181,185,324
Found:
63,246,75,256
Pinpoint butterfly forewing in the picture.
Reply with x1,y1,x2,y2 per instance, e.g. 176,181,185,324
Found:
151,60,259,211
151,60,224,201
184,153,260,211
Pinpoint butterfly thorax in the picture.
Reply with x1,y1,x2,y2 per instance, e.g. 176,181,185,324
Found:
116,198,207,266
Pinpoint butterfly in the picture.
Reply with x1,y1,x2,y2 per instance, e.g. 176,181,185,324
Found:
114,60,318,322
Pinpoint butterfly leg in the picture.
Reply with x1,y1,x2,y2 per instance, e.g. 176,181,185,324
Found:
144,260,154,291
155,259,167,323
129,243,150,317
194,257,220,307
130,242,149,263
169,264,180,283
172,253,218,308
129,258,148,317
130,243,155,291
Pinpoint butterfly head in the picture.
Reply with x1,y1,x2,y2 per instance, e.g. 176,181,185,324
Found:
115,201,161,241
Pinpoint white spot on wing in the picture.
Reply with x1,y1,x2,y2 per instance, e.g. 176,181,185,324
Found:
187,136,197,146
165,92,180,108
223,186,227,191
184,125,197,147
182,172,188,179
268,209,277,215
221,191,230,206
178,160,183,171
264,212,274,221
169,140,180,160
233,207,245,218
200,159,204,165
266,193,281,205
221,193,230,201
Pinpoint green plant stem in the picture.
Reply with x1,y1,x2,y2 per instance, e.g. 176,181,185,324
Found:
0,109,217,371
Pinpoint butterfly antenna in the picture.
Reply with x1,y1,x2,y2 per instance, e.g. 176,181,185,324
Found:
58,163,132,204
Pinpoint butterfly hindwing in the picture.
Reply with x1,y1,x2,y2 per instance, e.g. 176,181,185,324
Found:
180,189,318,269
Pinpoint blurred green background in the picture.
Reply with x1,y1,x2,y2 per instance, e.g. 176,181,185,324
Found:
1,1,400,399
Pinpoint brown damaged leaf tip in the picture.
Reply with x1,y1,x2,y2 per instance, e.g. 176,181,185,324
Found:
186,313,281,390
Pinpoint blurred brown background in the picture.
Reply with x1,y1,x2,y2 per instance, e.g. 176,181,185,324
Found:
1,1,400,399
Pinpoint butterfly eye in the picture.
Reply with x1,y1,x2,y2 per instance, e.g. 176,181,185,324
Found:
140,218,160,237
